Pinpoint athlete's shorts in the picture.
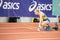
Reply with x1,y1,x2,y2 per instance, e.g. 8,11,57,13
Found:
45,18,50,22
43,18,50,22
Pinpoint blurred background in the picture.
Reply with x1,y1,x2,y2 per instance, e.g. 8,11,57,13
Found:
0,17,60,23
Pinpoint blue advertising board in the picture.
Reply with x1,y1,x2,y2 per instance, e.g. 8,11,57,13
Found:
0,0,56,17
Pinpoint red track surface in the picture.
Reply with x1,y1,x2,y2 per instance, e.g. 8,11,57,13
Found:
0,23,60,40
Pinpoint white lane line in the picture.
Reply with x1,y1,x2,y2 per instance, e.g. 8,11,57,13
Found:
0,27,37,31
17,38,60,40
0,27,36,29
0,32,60,34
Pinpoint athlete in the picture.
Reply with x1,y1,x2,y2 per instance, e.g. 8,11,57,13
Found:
34,8,50,31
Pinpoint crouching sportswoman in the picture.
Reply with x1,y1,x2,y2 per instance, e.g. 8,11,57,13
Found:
34,8,50,31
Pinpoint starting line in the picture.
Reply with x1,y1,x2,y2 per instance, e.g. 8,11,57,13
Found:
17,38,60,40
0,31,60,34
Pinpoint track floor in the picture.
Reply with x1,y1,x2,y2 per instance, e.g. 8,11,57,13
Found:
0,23,60,40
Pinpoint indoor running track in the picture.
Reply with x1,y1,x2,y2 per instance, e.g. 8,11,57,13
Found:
0,23,60,40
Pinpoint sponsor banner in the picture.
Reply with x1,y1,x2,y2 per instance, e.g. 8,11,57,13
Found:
0,0,56,17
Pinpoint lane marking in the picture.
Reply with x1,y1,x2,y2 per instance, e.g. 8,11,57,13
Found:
0,32,60,34
17,38,60,40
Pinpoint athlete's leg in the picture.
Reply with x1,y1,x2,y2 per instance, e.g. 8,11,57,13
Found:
37,22,43,31
42,18,50,29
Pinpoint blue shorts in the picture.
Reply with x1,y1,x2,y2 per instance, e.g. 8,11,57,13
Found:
46,18,50,22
